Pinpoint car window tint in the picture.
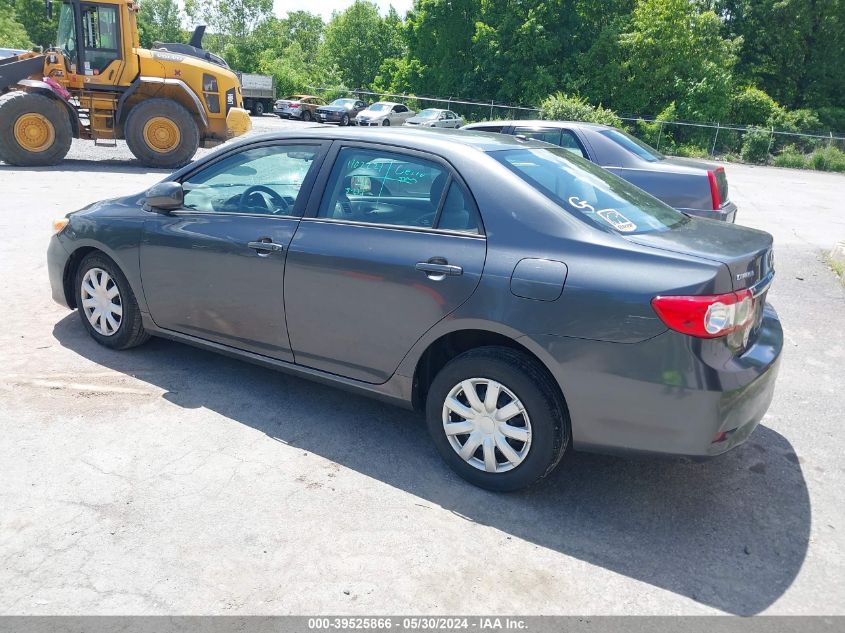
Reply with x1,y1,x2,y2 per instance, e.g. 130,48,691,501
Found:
436,182,481,234
182,144,319,215
515,127,562,146
492,147,686,235
469,125,506,133
599,129,664,162
559,130,586,158
318,148,447,229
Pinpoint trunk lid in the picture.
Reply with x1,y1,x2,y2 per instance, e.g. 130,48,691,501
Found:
628,217,773,291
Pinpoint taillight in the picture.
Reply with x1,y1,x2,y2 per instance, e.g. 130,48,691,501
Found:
652,289,754,338
707,168,723,210
289,103,301,109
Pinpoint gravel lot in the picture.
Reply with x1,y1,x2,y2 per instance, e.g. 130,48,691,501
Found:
1,116,844,615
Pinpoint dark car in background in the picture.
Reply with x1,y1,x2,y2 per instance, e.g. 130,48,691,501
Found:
315,98,368,126
462,120,738,222
47,128,780,491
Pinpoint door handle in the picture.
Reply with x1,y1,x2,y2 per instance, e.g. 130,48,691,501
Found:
248,239,285,255
416,260,463,278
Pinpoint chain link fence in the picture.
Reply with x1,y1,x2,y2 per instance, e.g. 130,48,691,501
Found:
308,86,845,160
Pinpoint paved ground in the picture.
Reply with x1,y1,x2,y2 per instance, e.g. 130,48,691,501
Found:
1,117,844,615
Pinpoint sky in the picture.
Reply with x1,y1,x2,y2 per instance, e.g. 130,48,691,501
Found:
273,0,414,21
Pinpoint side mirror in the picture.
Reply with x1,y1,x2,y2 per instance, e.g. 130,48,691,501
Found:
144,181,183,211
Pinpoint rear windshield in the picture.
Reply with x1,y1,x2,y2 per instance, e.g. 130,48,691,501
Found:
491,147,686,235
599,129,664,162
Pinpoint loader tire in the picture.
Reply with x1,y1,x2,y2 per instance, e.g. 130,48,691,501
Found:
0,91,72,167
125,99,199,169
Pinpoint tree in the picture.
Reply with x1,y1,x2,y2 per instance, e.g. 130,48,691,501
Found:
319,1,402,89
0,2,30,49
715,0,844,109
138,0,184,49
7,0,57,49
616,0,739,120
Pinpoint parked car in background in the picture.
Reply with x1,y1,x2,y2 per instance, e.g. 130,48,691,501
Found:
0,48,27,59
274,95,325,121
49,127,780,492
237,72,275,116
404,108,464,128
462,120,738,222
315,98,368,126
356,102,414,126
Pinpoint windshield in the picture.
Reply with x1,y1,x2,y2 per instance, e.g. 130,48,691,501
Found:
492,147,686,235
417,109,440,119
331,99,355,106
56,2,75,56
600,129,665,162
368,103,390,112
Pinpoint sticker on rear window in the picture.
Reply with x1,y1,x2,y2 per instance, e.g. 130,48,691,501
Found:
568,196,637,232
596,208,637,232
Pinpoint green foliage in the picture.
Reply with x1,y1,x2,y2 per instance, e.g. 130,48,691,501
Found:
138,0,184,49
730,87,780,126
809,146,845,172
539,93,621,127
7,0,56,49
617,0,739,121
773,147,808,169
0,2,31,49
740,126,772,164
319,1,403,90
673,144,710,158
816,107,845,135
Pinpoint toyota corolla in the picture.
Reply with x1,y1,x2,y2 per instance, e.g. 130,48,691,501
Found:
47,128,782,491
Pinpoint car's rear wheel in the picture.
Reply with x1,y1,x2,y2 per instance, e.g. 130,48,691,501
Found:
426,347,569,491
253,101,265,116
301,110,312,122
74,252,150,350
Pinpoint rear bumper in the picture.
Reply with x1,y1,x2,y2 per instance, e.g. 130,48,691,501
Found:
681,201,738,223
536,303,782,457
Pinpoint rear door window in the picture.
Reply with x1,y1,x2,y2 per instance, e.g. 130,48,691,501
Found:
514,127,562,146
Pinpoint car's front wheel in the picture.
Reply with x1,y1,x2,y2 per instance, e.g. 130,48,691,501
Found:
341,114,350,126
382,119,390,126
75,252,150,350
426,347,569,491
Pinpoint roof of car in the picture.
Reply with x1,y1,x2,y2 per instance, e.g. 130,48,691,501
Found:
368,101,400,107
463,119,613,131
219,126,550,155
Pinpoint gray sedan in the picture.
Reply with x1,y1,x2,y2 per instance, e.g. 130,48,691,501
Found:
462,120,738,222
47,128,781,491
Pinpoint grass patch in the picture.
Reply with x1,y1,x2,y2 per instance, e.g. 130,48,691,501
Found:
824,250,845,285
774,151,807,169
809,146,845,172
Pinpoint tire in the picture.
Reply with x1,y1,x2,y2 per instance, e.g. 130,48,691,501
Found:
382,119,390,126
124,99,199,169
74,252,150,350
301,110,312,122
341,114,350,126
253,101,265,116
426,347,569,491
0,91,72,166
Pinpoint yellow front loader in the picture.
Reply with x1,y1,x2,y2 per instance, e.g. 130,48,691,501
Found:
0,0,251,168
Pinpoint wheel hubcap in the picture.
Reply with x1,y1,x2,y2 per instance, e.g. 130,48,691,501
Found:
80,268,123,336
142,116,181,153
14,113,55,152
442,378,532,473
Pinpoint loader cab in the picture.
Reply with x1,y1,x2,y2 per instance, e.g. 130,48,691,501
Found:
53,0,139,86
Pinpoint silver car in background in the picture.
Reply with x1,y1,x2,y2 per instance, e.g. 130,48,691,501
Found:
462,120,738,222
404,109,464,128
356,102,415,127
